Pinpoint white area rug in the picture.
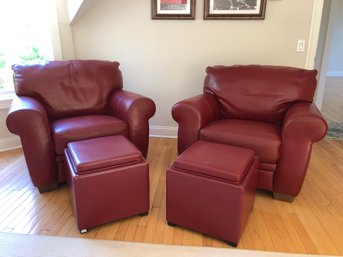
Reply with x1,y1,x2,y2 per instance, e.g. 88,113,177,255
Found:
0,233,339,257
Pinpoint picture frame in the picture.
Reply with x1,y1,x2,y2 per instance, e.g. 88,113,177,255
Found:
204,0,266,20
152,0,196,19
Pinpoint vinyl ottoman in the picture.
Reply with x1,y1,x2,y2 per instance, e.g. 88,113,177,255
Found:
166,140,258,246
64,135,149,233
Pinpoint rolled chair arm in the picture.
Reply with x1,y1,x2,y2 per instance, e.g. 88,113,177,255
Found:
6,96,58,191
108,90,156,157
172,94,219,154
274,102,328,197
281,102,328,142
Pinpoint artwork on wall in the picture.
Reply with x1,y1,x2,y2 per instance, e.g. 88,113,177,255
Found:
204,0,266,20
152,0,196,19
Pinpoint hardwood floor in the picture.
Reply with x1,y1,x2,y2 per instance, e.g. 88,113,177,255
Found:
0,138,342,255
321,76,343,123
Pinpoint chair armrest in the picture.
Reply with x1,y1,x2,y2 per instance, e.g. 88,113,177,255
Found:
282,102,328,142
274,102,327,197
172,94,219,154
6,96,58,189
108,90,156,157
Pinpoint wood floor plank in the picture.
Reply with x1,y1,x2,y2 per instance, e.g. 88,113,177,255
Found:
56,215,77,237
133,226,146,242
48,205,73,236
142,207,159,243
112,217,131,241
0,138,342,255
287,212,319,254
152,187,167,244
0,184,37,231
162,219,174,245
123,216,140,242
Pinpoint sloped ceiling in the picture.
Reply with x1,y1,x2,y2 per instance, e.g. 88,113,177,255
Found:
67,0,100,24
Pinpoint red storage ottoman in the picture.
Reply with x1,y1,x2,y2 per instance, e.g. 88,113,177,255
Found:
166,140,258,246
64,135,149,233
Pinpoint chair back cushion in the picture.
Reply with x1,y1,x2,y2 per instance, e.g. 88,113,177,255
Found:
204,65,317,124
12,60,123,120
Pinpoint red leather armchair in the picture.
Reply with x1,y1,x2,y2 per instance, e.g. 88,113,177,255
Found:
172,65,327,201
7,60,156,193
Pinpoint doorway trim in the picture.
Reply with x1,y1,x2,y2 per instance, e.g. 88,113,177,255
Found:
310,0,338,109
305,0,324,70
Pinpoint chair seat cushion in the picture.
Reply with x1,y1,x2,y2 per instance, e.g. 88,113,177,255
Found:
51,115,128,155
200,119,281,164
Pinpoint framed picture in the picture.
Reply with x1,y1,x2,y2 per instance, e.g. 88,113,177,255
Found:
152,0,196,19
204,0,266,20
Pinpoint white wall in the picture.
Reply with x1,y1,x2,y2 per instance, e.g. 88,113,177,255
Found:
327,0,343,76
72,0,316,132
67,0,84,22
0,107,20,151
0,0,320,151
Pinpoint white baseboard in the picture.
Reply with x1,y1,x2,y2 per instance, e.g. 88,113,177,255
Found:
149,125,178,138
0,136,22,152
327,71,343,77
0,126,178,152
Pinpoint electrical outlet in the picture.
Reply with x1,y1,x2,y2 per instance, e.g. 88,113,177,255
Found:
297,40,305,52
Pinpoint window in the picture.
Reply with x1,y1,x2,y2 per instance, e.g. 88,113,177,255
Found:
0,0,54,93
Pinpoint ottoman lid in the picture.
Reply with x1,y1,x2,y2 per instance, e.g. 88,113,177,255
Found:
173,141,255,184
67,135,143,174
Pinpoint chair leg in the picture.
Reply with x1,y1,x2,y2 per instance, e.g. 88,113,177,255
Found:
273,192,295,202
38,183,58,193
167,221,176,227
227,241,238,247
139,211,149,217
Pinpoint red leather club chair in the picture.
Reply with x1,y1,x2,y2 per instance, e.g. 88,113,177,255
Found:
172,65,327,201
7,60,156,193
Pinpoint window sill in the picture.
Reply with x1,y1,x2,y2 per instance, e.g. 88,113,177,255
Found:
0,92,15,110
